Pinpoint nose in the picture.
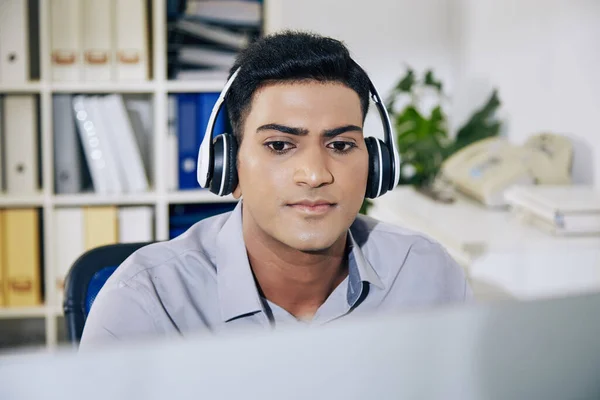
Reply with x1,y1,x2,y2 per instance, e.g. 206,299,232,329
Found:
293,146,334,188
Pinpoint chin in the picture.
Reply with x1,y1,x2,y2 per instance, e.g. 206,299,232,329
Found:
283,231,341,253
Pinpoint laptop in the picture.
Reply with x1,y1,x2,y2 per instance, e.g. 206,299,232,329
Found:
1,293,600,399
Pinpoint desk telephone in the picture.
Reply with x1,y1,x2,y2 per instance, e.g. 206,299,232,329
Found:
440,133,573,207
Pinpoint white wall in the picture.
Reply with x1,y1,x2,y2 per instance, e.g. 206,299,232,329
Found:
269,0,459,95
455,0,600,186
267,0,459,140
268,0,600,185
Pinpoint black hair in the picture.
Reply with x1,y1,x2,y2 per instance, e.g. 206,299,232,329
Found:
225,30,371,141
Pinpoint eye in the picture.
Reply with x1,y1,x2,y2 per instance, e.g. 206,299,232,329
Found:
265,141,295,154
327,141,356,154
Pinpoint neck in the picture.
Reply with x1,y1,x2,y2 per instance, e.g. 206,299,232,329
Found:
243,218,349,321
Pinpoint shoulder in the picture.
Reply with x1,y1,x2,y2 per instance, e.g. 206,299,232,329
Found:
352,214,472,302
103,210,233,293
81,211,234,346
352,213,448,260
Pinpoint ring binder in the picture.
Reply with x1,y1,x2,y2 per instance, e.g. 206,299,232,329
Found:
52,51,77,65
85,51,109,65
118,51,141,64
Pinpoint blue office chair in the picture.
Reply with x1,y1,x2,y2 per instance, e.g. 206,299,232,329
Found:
63,242,153,344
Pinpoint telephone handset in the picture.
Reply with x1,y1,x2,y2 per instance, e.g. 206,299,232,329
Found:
441,133,573,207
522,133,573,185
442,137,515,175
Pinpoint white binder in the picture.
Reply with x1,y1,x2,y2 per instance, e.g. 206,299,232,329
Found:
118,206,154,243
50,0,82,81
124,97,153,183
115,0,149,81
54,207,84,307
83,96,124,193
4,95,38,195
99,95,148,193
72,95,121,194
82,0,114,81
53,94,84,194
0,0,29,83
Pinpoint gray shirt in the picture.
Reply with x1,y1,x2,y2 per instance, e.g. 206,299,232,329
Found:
80,201,472,348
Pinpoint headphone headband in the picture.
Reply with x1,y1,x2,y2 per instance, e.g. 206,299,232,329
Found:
197,64,400,195
365,77,400,192
197,67,242,188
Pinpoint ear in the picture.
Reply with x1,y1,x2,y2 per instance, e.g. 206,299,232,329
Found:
232,139,242,199
232,184,242,199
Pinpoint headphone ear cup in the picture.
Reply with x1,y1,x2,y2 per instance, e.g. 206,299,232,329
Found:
224,133,238,196
364,137,380,199
365,137,393,199
209,133,238,196
379,140,392,195
209,134,225,195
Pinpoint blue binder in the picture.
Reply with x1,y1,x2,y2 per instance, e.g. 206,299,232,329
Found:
169,202,237,239
177,93,227,190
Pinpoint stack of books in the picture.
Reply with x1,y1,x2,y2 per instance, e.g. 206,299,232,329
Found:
505,185,600,236
167,0,263,80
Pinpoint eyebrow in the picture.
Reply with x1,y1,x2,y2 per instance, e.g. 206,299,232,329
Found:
256,123,362,138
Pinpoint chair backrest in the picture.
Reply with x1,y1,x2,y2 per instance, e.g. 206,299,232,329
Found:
63,242,153,344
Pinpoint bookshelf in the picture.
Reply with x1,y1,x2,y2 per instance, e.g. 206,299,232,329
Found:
49,82,157,94
0,0,274,351
0,306,48,320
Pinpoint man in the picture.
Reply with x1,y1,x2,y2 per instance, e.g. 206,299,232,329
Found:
80,31,472,348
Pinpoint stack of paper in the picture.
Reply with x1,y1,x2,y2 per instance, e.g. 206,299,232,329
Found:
505,185,600,235
167,0,262,80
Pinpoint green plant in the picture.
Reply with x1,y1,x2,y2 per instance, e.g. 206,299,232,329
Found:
386,67,502,188
444,89,502,157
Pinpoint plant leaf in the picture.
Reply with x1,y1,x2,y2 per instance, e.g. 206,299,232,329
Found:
396,68,416,92
449,89,502,156
424,70,443,92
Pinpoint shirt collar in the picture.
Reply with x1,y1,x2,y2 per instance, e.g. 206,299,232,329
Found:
346,227,385,306
215,201,385,322
216,201,264,323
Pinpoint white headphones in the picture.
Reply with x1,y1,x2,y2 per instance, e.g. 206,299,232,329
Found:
197,65,400,198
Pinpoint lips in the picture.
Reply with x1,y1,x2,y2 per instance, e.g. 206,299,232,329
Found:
287,200,337,214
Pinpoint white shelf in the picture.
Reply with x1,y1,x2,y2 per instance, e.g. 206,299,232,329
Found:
50,307,63,317
165,80,226,93
53,192,158,206
167,190,238,204
0,80,232,94
0,306,63,320
50,191,239,206
50,81,156,94
0,83,42,93
0,307,47,320
0,194,45,207
0,0,271,350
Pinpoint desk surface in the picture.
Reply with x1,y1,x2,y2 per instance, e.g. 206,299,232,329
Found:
370,186,600,260
370,186,600,300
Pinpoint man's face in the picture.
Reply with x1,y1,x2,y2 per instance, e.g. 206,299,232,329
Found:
233,81,369,252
